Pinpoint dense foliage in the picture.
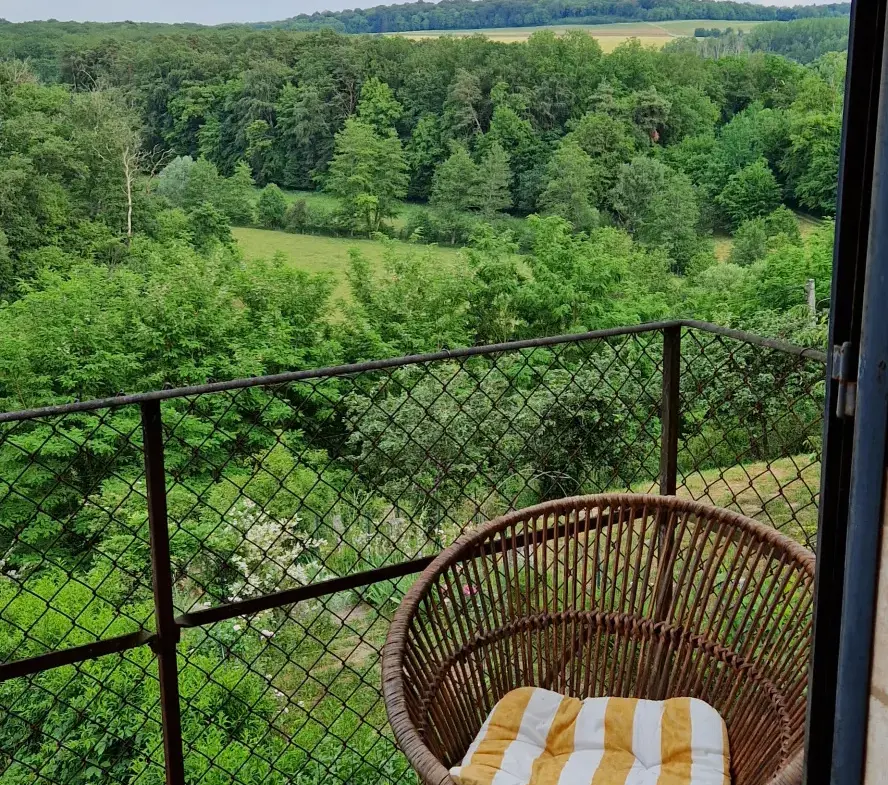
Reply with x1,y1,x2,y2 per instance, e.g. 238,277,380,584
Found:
745,17,850,62
0,24,843,246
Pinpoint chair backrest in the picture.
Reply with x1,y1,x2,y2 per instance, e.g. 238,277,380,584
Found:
383,494,815,785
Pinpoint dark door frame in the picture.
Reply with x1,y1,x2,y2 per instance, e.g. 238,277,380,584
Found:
806,2,888,783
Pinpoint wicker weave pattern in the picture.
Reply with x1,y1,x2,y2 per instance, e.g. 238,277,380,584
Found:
382,494,814,785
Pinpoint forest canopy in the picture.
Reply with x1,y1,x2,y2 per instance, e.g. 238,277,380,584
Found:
0,22,842,370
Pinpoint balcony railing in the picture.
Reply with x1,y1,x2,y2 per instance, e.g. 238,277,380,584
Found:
0,319,826,785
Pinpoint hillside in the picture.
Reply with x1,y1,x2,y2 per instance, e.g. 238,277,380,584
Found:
274,0,850,34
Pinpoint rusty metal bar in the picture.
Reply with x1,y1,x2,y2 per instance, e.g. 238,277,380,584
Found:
177,555,439,628
653,324,682,631
0,630,156,682
0,321,673,422
142,400,186,785
659,325,681,497
678,320,827,363
0,319,824,424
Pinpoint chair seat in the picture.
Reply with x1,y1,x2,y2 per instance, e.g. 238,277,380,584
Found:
450,688,730,785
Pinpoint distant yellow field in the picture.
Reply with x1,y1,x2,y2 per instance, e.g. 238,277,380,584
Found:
394,19,764,49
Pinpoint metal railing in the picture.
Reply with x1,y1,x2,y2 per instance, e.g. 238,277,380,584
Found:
0,320,826,785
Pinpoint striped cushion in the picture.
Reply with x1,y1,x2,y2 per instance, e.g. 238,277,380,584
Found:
450,687,730,785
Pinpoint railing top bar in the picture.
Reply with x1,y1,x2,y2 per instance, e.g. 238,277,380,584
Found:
679,319,829,363
0,319,825,424
0,320,674,422
0,629,156,683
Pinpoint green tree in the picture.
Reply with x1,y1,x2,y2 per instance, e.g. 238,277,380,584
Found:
343,239,473,356
707,105,790,193
729,218,770,267
183,157,225,211
538,140,599,232
609,156,701,271
159,156,255,225
472,142,512,217
621,87,671,145
765,205,803,242
357,77,403,134
717,158,782,228
284,199,309,233
323,118,408,235
729,206,803,267
431,145,477,214
156,156,195,207
565,113,637,205
485,96,542,203
218,161,256,225
661,86,720,144
463,226,525,344
245,118,274,185
516,216,636,335
275,82,339,189
739,222,834,314
0,230,13,301
444,69,486,138
782,110,841,213
405,114,446,200
257,183,287,229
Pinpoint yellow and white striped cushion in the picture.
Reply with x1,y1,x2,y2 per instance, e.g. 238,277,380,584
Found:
450,687,730,785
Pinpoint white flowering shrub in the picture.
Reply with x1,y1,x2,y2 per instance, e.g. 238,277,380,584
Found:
180,499,326,608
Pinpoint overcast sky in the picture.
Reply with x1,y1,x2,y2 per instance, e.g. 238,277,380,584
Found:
0,0,840,25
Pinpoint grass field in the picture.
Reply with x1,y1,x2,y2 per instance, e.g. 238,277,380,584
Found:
633,455,820,548
233,226,464,301
394,19,765,49
242,187,823,289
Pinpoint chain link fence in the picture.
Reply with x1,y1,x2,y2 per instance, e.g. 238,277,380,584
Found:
0,320,826,785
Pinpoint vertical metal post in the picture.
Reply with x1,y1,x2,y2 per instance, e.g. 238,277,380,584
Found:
653,325,682,632
141,400,186,785
659,325,681,497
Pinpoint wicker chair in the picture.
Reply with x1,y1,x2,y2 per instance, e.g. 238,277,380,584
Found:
382,494,814,785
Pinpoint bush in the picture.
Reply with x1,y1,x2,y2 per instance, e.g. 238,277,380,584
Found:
257,184,288,229
401,208,476,246
281,198,346,237
304,201,340,234
729,218,769,267
154,207,193,244
730,207,803,267
284,199,309,232
188,202,233,249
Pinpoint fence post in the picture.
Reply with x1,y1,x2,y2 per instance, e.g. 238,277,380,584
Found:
653,325,682,640
659,325,681,496
141,400,186,785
